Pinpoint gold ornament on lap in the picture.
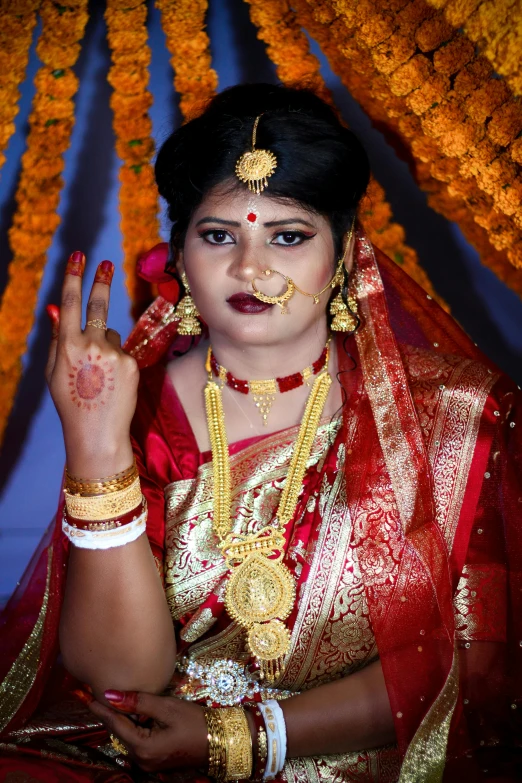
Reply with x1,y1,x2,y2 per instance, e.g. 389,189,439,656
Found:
235,115,277,195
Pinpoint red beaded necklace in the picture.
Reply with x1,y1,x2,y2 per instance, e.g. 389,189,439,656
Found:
208,342,330,424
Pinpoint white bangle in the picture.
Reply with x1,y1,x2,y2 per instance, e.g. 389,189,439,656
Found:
258,700,287,779
62,507,147,549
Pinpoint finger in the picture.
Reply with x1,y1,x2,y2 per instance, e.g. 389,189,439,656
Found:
104,689,168,720
45,304,60,381
89,700,145,746
72,688,94,707
106,328,121,349
60,251,85,338
84,261,114,335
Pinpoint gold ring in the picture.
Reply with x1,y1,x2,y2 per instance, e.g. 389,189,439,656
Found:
85,319,107,330
109,733,129,755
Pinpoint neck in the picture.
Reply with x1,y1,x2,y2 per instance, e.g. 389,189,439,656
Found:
207,321,330,381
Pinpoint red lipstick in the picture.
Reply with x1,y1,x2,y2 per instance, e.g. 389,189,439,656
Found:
227,293,274,314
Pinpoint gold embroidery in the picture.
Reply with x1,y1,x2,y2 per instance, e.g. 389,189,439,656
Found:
283,744,401,782
398,643,459,782
180,607,217,643
403,346,497,550
164,418,340,621
454,564,507,641
0,547,53,733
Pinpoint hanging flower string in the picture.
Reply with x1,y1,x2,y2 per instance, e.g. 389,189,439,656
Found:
155,0,217,121
0,0,89,444
291,0,522,294
0,0,41,173
105,0,159,316
244,0,444,304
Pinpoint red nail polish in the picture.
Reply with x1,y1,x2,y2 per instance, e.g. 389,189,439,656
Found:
65,251,85,277
104,689,125,703
46,304,60,337
46,304,59,323
94,260,114,286
72,689,94,706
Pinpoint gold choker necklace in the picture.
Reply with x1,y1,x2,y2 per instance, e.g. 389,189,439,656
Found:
207,342,330,425
205,354,332,683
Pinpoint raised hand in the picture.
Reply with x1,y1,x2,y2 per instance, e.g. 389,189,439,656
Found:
46,251,138,477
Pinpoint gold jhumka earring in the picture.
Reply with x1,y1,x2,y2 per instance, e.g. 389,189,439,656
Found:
175,271,202,336
235,114,277,195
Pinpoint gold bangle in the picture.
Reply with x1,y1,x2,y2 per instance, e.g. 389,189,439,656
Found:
204,707,227,781
64,475,142,520
65,460,137,496
218,706,253,781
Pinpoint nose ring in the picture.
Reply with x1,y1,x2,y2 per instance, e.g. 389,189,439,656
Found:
251,271,295,314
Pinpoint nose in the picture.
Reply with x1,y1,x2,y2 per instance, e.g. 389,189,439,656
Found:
230,243,267,285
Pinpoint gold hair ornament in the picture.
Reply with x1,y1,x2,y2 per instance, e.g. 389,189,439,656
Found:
251,219,355,314
235,115,277,195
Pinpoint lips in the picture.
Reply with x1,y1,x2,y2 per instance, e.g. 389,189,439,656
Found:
227,293,274,314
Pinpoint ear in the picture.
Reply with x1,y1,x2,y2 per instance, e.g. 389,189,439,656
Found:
342,230,356,276
175,247,185,279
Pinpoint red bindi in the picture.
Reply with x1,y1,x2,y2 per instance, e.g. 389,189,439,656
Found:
247,212,257,223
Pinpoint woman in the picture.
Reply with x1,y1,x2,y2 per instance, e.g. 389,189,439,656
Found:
0,84,520,782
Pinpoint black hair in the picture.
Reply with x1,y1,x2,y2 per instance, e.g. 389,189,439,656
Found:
155,83,371,260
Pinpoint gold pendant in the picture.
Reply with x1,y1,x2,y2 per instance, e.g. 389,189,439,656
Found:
247,620,291,683
224,552,295,625
249,379,277,425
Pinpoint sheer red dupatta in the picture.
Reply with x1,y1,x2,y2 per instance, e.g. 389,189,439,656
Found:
343,230,522,779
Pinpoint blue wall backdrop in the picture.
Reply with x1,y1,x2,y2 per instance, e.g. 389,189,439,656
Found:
1,0,521,601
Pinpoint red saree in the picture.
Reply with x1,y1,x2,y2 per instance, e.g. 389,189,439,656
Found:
0,230,521,781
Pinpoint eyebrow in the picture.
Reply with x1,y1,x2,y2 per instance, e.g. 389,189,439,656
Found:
195,216,316,228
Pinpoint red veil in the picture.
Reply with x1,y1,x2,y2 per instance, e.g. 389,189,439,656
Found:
0,228,521,780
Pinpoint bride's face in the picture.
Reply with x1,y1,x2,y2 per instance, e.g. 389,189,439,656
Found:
179,184,345,346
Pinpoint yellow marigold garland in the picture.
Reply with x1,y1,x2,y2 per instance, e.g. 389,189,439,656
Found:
155,0,218,120
292,0,522,288
425,0,522,98
105,0,159,315
244,0,444,305
0,0,41,173
0,0,89,445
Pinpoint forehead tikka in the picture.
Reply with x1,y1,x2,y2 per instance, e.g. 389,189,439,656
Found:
235,114,277,195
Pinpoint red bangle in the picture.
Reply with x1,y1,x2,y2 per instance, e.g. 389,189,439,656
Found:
244,703,268,782
64,497,146,531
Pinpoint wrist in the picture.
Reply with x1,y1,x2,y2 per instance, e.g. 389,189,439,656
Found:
64,440,134,478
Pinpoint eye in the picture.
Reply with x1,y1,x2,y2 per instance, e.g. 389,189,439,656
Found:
272,231,315,246
200,229,235,245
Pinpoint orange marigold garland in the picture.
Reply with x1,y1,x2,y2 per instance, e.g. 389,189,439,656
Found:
155,0,217,121
105,0,159,315
0,0,41,173
0,0,89,445
292,0,522,287
425,0,522,98
256,0,443,303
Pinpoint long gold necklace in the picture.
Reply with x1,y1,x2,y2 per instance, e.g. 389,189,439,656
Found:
204,346,332,683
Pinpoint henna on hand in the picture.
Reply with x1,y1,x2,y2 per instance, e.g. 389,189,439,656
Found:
69,354,115,410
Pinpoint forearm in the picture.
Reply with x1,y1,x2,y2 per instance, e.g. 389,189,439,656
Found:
59,534,176,698
281,659,395,757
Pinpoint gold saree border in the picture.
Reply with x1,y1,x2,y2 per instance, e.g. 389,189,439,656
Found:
398,643,460,783
0,546,53,734
354,234,432,536
428,359,497,551
164,418,340,620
